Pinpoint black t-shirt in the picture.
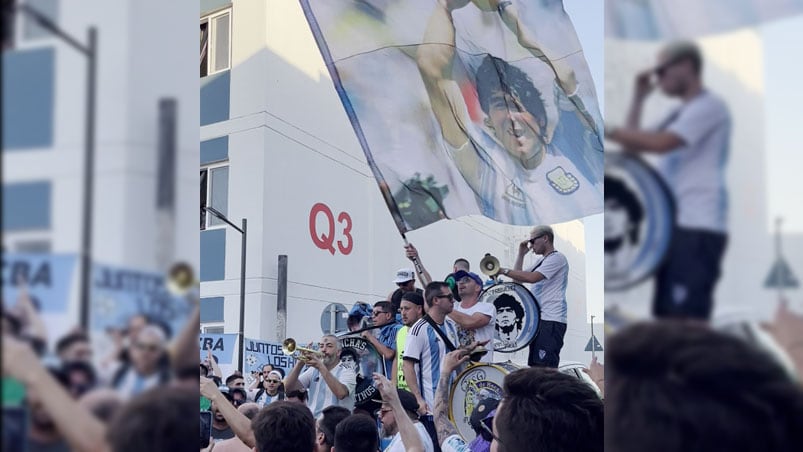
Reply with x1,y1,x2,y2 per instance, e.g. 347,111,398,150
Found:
211,425,235,440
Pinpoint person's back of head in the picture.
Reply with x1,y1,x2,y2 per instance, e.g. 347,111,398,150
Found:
606,320,803,452
252,401,315,452
107,386,196,452
496,367,603,452
334,414,378,452
318,406,351,450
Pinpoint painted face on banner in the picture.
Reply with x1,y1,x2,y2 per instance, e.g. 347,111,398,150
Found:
486,90,546,165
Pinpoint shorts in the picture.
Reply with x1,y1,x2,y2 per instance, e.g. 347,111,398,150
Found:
528,320,567,368
653,227,727,320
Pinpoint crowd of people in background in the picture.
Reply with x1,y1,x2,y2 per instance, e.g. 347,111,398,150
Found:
4,220,803,452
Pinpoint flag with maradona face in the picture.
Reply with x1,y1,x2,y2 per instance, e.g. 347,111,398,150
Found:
300,0,603,231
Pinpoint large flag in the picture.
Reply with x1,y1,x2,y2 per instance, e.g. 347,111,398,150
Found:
300,0,603,231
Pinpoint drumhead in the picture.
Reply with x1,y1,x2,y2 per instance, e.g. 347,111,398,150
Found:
448,362,522,442
338,336,385,408
479,282,541,353
604,152,675,291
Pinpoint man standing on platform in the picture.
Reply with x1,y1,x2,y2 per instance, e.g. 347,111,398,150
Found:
393,291,426,391
362,301,403,377
500,225,568,368
284,335,356,417
446,271,495,363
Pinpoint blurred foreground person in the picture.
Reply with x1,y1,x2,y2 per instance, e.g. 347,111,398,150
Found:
606,321,803,452
252,401,316,452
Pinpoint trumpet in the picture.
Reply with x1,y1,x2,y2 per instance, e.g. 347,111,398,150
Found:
166,262,199,296
479,253,501,278
282,338,323,359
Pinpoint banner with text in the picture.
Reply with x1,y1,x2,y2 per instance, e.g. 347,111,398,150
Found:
242,338,297,386
2,253,78,314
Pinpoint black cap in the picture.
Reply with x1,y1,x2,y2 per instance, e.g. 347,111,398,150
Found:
373,388,420,416
470,397,500,431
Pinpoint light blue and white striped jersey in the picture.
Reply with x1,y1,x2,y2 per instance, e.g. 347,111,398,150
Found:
298,362,356,418
403,317,460,408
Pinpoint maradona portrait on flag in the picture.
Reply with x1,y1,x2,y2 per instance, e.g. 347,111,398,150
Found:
301,0,603,230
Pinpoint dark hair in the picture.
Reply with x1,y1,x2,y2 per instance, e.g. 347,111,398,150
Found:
606,320,803,452
55,331,90,356
199,363,209,375
340,348,361,365
334,414,379,452
424,281,450,307
401,291,425,307
229,388,247,400
107,387,197,452
604,176,644,242
319,406,351,448
493,294,525,327
225,374,244,385
252,401,315,452
286,388,308,403
239,403,260,420
496,368,603,452
374,301,393,313
476,55,546,127
453,258,470,270
61,360,98,393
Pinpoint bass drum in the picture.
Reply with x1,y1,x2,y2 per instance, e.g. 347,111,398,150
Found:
338,336,385,410
604,152,675,291
479,282,540,353
448,362,522,442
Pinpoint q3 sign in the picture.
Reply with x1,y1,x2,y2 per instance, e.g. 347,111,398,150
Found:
309,203,353,255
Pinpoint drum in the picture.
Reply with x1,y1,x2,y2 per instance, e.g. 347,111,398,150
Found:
479,282,540,353
448,362,522,442
604,152,675,291
338,336,385,408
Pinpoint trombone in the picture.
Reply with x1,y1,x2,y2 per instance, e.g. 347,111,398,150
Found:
282,338,323,360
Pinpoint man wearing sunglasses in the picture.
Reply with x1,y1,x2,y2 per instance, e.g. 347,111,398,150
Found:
499,225,568,368
362,301,403,377
606,40,730,321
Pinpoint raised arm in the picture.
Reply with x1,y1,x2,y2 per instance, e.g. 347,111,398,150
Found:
167,293,201,373
405,243,433,287
434,350,470,446
374,373,426,452
201,377,256,448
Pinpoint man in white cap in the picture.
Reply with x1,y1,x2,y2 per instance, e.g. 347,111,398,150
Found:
388,268,423,317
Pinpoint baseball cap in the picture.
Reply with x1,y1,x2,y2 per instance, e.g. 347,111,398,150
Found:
372,388,420,416
453,270,483,287
393,268,415,284
470,397,500,433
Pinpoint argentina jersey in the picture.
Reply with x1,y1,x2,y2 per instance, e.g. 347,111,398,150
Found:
403,317,460,408
298,363,356,418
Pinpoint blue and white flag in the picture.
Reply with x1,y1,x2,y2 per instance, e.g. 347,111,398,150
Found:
300,0,603,230
242,338,298,385
2,253,77,314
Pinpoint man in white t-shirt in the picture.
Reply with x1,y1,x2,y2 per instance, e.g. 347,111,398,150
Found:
500,225,569,368
607,41,730,320
447,270,495,363
284,335,357,418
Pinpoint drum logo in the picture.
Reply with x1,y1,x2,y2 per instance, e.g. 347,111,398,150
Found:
460,369,502,425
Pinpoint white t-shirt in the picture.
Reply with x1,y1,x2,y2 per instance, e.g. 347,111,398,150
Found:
384,422,435,452
528,251,569,323
298,363,356,418
454,301,496,362
403,317,461,408
654,90,730,232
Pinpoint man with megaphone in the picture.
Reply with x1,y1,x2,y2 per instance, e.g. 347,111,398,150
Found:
498,225,568,368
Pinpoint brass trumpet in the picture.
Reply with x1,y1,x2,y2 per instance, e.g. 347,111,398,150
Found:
282,338,323,359
479,253,501,278
166,262,198,296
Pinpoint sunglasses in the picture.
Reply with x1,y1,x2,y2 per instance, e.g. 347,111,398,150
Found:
480,417,502,444
266,379,281,384
528,235,544,245
372,310,390,316
654,57,684,78
135,343,160,352
374,408,393,417
435,293,454,301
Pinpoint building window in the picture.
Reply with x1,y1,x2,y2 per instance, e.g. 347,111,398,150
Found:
200,9,231,77
200,164,229,230
201,324,225,334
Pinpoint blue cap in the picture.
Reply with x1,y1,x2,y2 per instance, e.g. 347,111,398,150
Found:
452,270,483,286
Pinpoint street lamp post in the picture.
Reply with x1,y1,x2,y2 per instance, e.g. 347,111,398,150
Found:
204,206,247,372
13,4,97,331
